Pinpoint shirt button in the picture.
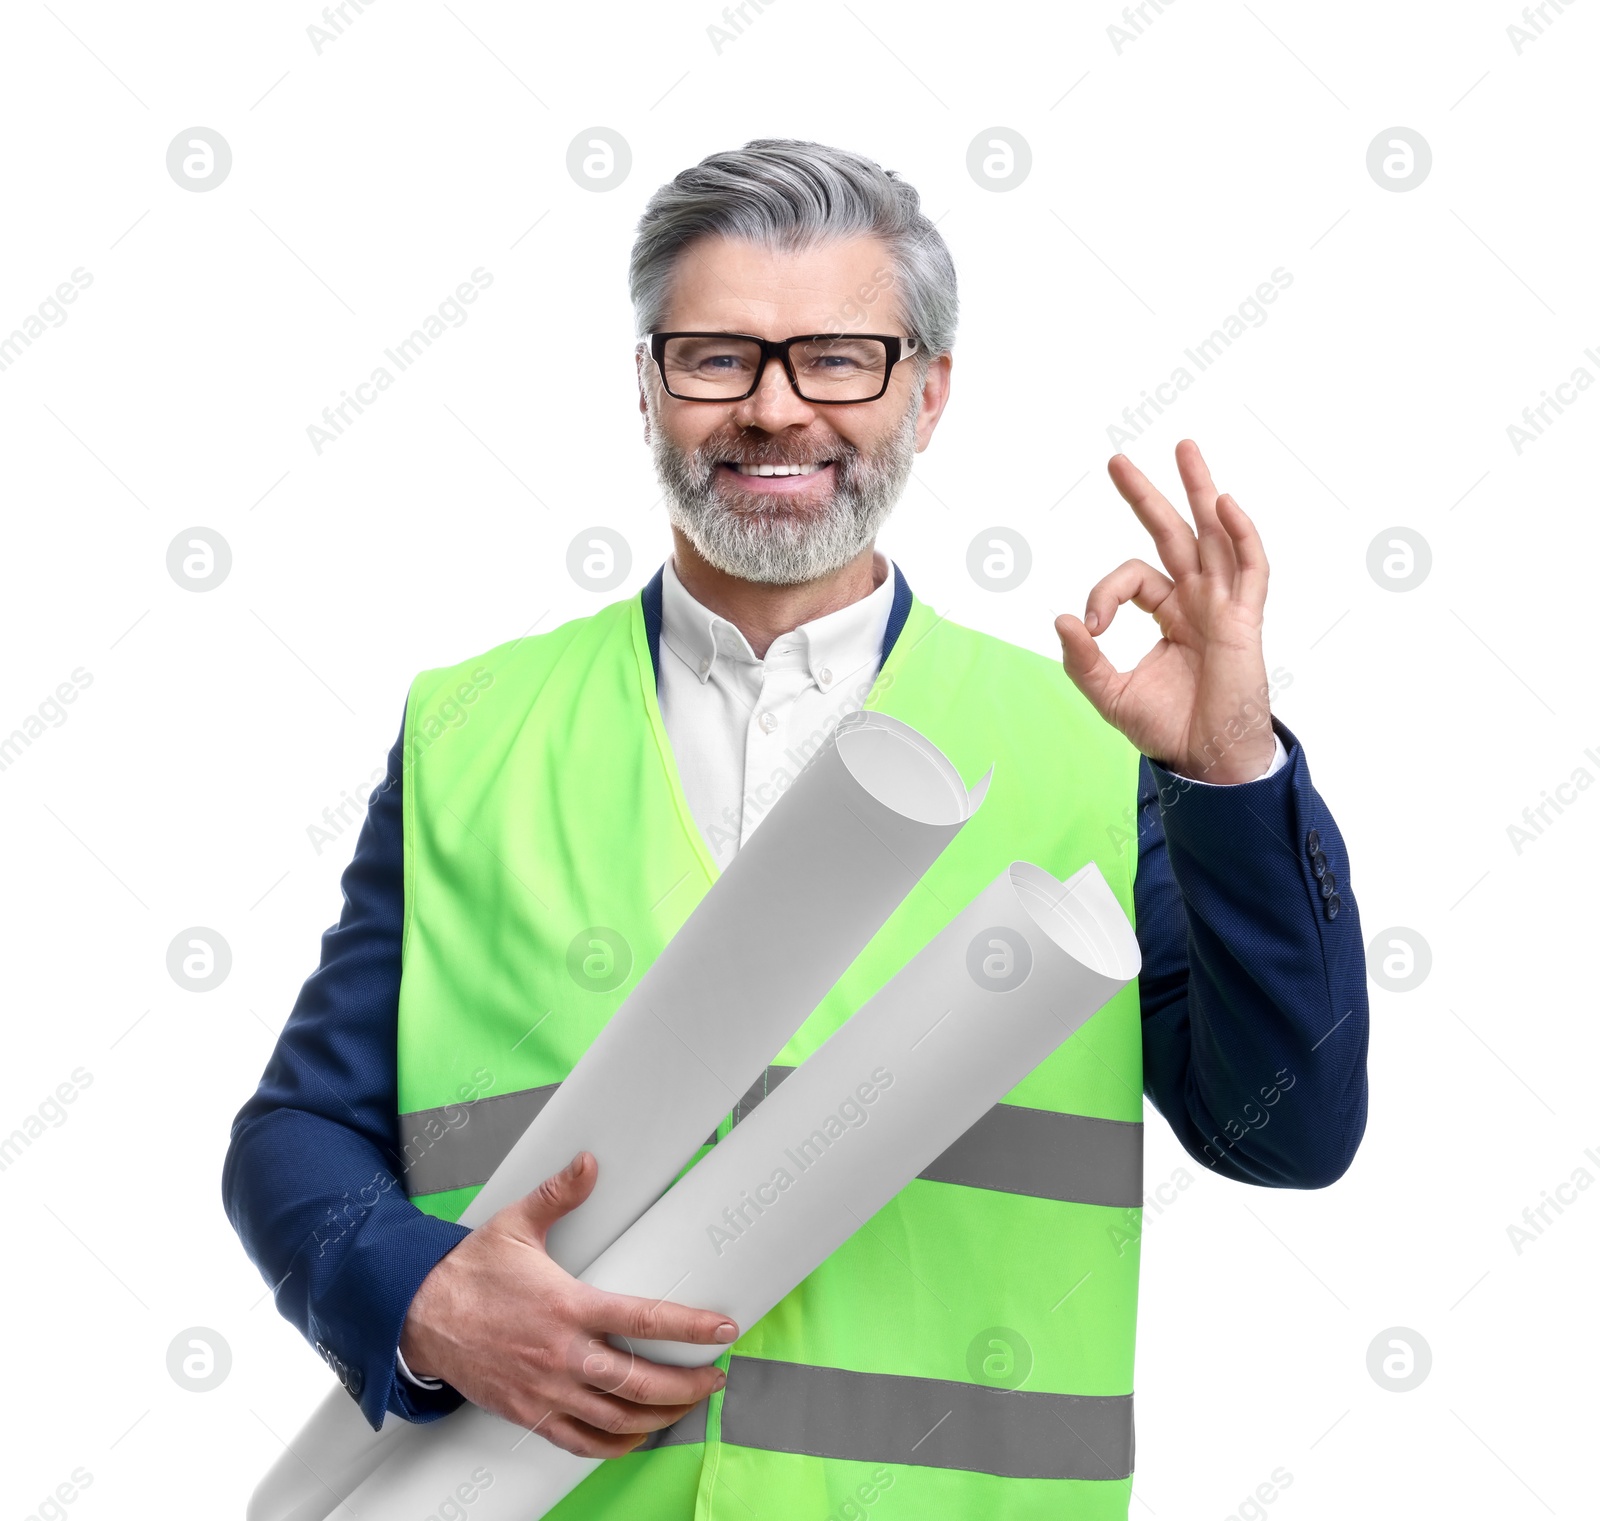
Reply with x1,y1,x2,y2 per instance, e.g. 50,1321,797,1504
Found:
818,667,833,688
758,711,778,733
698,658,711,677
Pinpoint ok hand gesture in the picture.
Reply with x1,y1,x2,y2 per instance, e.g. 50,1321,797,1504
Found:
1055,440,1276,785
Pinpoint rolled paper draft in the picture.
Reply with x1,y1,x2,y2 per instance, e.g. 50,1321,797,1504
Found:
249,710,989,1521
338,859,1140,1521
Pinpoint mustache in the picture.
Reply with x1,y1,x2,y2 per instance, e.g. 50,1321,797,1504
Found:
699,434,855,469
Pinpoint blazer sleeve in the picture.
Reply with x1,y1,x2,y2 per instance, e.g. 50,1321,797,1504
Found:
1132,716,1369,1188
221,707,471,1429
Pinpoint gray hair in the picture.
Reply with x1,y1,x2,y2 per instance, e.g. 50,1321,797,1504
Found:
629,139,958,364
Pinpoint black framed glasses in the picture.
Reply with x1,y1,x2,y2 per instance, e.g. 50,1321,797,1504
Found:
648,331,920,404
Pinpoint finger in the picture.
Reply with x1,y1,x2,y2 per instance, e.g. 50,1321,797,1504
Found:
1054,613,1126,725
561,1384,707,1440
1218,493,1269,609
1173,439,1233,585
510,1152,599,1245
569,1335,728,1407
1082,559,1176,637
605,1357,726,1409
579,1287,740,1348
496,1354,711,1455
1107,453,1199,580
533,1411,651,1461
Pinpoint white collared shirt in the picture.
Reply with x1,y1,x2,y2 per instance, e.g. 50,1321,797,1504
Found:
658,550,899,865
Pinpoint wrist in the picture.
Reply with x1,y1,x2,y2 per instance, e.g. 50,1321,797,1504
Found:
398,1261,451,1382
397,1322,438,1383
1159,726,1279,785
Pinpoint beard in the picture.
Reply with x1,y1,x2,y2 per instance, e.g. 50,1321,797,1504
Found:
648,387,921,586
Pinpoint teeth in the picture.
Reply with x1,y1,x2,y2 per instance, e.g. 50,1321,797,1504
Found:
732,462,825,476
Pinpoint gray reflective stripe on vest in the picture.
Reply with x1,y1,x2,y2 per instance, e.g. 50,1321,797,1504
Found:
730,1062,794,1125
399,1083,560,1197
719,1356,1134,1481
398,1066,776,1197
400,1066,1141,1208
920,1103,1142,1207
631,1358,1133,1480
742,1066,1142,1206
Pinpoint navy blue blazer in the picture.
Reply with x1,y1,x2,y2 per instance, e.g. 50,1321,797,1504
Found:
223,564,1369,1430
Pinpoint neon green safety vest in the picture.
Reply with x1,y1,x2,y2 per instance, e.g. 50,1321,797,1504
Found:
396,586,1145,1520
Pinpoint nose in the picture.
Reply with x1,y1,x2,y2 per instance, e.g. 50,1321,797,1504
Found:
730,350,818,434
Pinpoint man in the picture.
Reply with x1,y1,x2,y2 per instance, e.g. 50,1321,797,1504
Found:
225,140,1367,1518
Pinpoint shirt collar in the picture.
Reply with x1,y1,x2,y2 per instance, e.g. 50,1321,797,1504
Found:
661,550,896,692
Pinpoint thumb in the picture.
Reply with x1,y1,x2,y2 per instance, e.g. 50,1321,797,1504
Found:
1054,613,1120,720
506,1151,598,1247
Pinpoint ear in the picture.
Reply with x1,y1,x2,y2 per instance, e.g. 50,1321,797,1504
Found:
636,347,651,443
913,351,954,453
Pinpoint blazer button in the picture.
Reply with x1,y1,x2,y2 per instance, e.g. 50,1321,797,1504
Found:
1310,849,1328,879
1325,892,1341,919
1319,872,1338,899
1305,828,1322,856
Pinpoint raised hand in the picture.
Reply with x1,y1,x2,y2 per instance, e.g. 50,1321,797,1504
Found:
1055,439,1275,784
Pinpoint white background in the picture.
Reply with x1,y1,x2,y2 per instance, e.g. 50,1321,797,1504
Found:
1,1,1595,1516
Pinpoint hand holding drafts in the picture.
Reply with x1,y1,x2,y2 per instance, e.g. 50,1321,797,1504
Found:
400,1151,737,1458
1055,439,1276,785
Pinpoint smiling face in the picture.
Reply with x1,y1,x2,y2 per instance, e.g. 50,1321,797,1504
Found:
638,233,951,585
